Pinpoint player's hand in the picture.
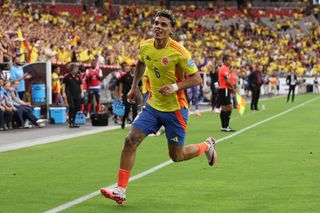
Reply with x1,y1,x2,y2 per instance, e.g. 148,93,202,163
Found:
159,84,175,96
127,87,137,104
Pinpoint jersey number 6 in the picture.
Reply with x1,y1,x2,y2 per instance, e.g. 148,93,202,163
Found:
154,67,160,78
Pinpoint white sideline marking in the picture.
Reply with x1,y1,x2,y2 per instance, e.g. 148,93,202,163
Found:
43,96,320,213
0,126,121,153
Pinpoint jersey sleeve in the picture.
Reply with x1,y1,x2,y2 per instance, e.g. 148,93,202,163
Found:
177,54,198,75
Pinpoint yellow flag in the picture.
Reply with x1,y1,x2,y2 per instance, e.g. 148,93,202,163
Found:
236,93,246,115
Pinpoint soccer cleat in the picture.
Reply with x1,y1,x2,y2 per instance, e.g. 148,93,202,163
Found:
204,137,218,166
100,187,126,205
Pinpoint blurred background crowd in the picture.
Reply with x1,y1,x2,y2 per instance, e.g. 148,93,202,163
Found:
0,0,320,75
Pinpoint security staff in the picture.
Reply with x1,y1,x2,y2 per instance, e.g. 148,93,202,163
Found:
248,64,263,110
286,70,298,102
62,64,83,128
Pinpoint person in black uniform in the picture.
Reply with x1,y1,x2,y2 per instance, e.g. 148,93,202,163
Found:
248,64,263,110
286,70,298,102
210,63,220,112
62,64,83,128
119,63,141,129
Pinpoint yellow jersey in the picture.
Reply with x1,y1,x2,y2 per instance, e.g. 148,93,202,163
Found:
138,38,198,112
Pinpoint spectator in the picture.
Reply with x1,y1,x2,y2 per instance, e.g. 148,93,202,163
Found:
52,66,63,105
269,74,277,96
10,80,46,128
86,60,103,114
2,80,20,128
0,77,13,131
9,57,31,100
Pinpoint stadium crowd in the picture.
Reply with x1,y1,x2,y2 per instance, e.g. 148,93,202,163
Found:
1,0,320,130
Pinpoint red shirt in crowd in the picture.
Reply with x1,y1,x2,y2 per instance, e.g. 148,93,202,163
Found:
86,68,103,89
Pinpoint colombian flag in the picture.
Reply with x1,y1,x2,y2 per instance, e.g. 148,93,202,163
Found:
236,93,246,116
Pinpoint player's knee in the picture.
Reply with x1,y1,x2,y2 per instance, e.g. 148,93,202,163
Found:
169,153,184,162
124,133,142,150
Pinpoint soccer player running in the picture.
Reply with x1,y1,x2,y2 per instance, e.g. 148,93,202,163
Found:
100,10,217,205
219,55,236,132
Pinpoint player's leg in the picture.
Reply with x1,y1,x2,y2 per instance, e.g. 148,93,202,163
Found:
167,138,217,166
163,107,217,165
101,103,161,204
100,125,145,205
120,126,145,171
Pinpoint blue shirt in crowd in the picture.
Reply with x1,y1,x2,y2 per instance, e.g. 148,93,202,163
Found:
10,66,25,92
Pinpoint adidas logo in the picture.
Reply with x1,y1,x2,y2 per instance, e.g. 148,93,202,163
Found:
170,136,179,142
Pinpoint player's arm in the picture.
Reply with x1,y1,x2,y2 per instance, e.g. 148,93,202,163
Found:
159,72,202,96
127,60,145,103
131,60,146,89
176,72,202,90
159,52,202,96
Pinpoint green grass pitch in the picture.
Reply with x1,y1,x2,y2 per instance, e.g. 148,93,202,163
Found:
0,94,319,213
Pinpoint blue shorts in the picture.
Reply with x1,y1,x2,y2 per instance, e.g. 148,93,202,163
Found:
132,103,188,146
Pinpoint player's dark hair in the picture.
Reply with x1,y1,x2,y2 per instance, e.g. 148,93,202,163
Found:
154,10,176,27
222,54,230,62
